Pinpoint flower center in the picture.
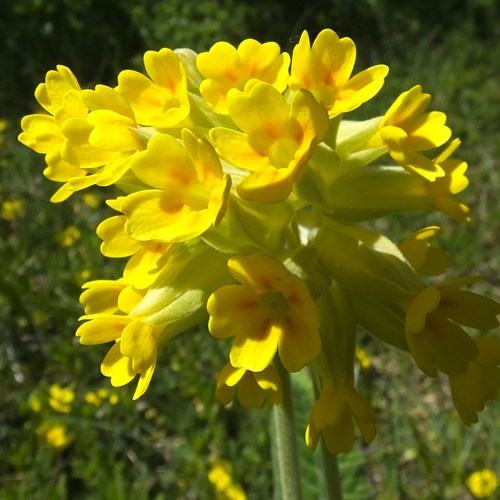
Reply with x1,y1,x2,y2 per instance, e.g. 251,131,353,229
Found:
258,291,289,320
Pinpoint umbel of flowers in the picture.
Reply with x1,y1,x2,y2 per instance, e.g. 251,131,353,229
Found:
20,29,500,456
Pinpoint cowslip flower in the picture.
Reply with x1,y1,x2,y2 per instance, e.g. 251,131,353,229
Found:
122,129,231,243
398,226,449,276
197,38,290,114
289,29,388,118
116,48,190,128
405,277,500,377
210,82,328,202
378,85,452,181
208,253,321,372
215,362,282,408
448,336,500,425
18,66,88,201
305,384,377,455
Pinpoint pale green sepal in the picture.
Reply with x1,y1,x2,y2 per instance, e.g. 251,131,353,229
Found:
326,166,433,221
297,143,342,211
316,283,357,383
341,146,387,173
335,116,383,156
130,241,233,327
174,48,204,90
346,292,409,351
314,218,421,302
202,194,294,254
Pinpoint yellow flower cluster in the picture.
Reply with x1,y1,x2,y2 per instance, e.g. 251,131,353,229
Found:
20,29,500,455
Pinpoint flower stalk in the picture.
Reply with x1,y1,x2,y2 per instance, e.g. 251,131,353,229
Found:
272,358,302,500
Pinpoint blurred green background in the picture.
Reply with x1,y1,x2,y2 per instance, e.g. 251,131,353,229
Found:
1,1,499,498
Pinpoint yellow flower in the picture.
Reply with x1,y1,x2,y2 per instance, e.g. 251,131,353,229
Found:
29,394,42,413
48,384,75,413
122,129,231,243
197,39,290,114
305,384,377,455
215,362,282,408
289,29,388,118
398,226,449,276
96,201,171,289
208,253,321,372
405,277,500,377
210,82,328,202
74,269,92,285
116,48,190,127
84,391,102,406
379,85,452,181
18,66,89,202
467,468,498,499
425,138,470,221
82,192,101,208
56,225,81,247
355,347,371,371
449,336,500,425
1,199,23,221
208,460,232,492
37,422,70,450
58,85,145,199
77,242,229,399
208,460,247,500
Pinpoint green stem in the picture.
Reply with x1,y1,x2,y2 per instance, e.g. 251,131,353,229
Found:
320,440,344,500
272,358,302,500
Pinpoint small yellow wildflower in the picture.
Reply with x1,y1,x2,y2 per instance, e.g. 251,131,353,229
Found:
467,468,498,499
82,192,101,208
108,393,119,405
208,460,247,500
1,199,23,221
32,310,46,326
355,346,371,371
29,394,42,413
74,269,92,285
48,384,75,413
84,391,102,406
37,422,70,450
57,225,81,247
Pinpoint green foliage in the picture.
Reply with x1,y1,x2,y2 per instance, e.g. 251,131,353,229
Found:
1,1,499,497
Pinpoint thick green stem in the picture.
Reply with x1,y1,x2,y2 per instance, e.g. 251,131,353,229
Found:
272,358,302,500
321,440,344,500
